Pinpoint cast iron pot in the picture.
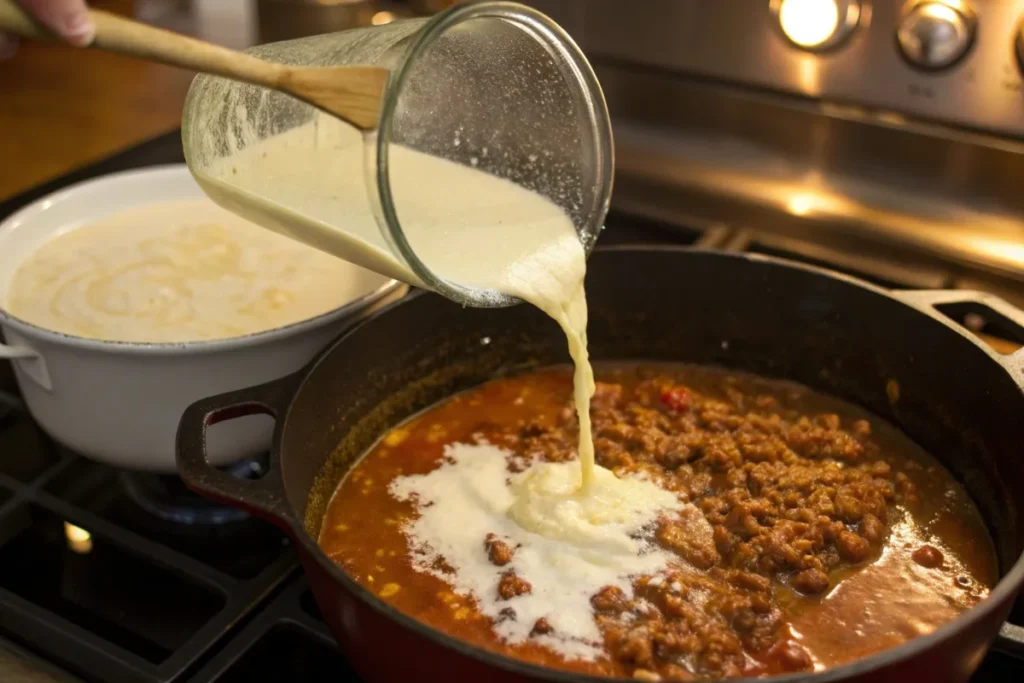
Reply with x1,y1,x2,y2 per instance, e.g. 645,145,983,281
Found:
177,247,1024,683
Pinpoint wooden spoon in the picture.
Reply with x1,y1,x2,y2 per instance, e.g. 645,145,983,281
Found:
0,0,389,130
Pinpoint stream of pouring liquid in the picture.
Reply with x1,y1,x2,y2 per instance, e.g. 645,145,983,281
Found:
486,234,597,492
195,119,598,490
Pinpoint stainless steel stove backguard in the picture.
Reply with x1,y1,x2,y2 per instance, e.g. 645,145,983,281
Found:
529,0,1024,138
525,0,1024,304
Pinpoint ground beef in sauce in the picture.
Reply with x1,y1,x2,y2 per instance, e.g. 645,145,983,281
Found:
482,375,904,676
320,365,997,680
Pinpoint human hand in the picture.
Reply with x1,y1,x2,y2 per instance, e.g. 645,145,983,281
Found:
0,0,94,59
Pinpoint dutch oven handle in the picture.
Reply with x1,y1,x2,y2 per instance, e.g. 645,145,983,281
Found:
176,373,301,529
892,289,1024,655
892,289,1024,382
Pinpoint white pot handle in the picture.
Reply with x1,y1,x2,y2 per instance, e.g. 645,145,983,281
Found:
0,342,52,391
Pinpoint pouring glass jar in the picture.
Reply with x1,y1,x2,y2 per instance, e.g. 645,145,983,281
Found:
181,1,613,307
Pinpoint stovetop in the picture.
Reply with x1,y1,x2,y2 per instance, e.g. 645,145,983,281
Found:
0,132,1022,682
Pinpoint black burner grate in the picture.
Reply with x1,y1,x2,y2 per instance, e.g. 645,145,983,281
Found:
0,504,226,664
184,578,357,683
44,460,288,580
0,404,295,683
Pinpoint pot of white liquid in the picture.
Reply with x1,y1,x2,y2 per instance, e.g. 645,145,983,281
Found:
181,0,613,309
0,166,402,472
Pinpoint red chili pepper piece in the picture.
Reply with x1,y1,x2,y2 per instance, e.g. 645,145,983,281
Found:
660,387,691,413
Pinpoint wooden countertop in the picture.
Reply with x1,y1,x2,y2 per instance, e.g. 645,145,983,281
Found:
0,0,195,201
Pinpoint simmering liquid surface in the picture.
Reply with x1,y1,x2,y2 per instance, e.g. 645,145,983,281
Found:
5,200,387,343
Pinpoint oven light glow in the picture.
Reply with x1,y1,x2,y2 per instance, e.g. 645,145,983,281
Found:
64,521,93,554
787,192,821,216
961,235,1024,268
778,0,840,48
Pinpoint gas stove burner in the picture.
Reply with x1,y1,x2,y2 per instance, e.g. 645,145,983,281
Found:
120,456,265,525
121,472,247,525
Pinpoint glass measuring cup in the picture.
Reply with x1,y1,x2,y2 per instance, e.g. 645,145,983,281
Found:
181,1,613,308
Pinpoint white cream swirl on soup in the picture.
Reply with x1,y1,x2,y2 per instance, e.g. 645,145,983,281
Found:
5,200,385,343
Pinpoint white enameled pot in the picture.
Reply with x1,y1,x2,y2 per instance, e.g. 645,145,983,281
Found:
0,165,403,472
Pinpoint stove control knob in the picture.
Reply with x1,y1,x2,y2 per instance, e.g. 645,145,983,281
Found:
897,1,976,70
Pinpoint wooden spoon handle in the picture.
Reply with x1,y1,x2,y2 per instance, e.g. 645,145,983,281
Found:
0,0,286,88
0,0,386,130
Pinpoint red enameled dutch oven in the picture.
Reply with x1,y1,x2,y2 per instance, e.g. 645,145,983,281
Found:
178,248,1024,683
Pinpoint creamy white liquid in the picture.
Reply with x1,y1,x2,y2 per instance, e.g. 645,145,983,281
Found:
391,442,690,660
5,200,387,343
197,116,598,488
